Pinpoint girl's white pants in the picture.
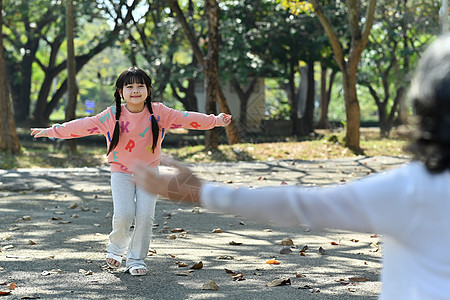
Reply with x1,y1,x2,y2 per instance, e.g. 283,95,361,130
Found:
107,171,156,270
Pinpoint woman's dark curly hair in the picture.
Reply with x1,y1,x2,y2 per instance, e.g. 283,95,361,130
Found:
406,34,450,173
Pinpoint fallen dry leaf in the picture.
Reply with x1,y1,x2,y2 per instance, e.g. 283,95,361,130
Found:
190,261,203,269
0,291,11,296
266,278,291,287
6,255,30,259
211,228,222,233
171,228,184,233
296,272,306,278
331,242,339,245
79,269,93,276
229,241,242,245
300,245,308,252
279,247,292,254
318,247,326,255
28,240,36,245
175,270,193,276
6,283,17,290
57,221,71,224
349,277,369,282
300,252,307,256
41,269,65,276
201,280,220,290
231,273,245,281
265,259,280,265
68,203,78,209
217,255,234,260
167,234,177,240
224,269,245,281
280,238,294,246
176,261,188,268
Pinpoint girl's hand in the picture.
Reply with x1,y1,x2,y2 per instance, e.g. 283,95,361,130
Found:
30,128,49,138
218,113,232,126
133,157,202,205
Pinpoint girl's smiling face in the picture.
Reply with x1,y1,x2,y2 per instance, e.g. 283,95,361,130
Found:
120,82,148,113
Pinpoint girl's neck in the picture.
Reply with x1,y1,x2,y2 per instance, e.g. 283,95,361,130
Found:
125,103,145,113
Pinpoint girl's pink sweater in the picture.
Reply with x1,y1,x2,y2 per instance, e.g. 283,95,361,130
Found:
47,103,224,173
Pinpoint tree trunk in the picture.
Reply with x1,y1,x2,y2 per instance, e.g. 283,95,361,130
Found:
65,0,77,153
171,78,198,111
0,0,21,154
316,64,336,129
301,61,316,134
310,0,377,153
342,71,361,152
8,40,39,125
287,62,299,134
166,0,240,147
204,0,239,147
203,0,220,149
231,77,257,136
204,73,219,149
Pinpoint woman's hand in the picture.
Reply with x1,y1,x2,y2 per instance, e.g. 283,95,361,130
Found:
218,113,232,126
133,157,202,205
30,128,49,138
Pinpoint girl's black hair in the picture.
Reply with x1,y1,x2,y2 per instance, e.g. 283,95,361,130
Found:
406,34,450,173
107,66,159,155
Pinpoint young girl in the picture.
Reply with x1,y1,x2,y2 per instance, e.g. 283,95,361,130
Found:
134,34,450,298
31,66,231,276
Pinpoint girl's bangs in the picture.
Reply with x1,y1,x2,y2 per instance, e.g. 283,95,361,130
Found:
123,73,146,86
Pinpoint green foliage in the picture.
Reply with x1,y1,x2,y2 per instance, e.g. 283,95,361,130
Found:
277,0,313,15
2,0,444,135
265,78,291,120
75,46,130,115
357,0,440,132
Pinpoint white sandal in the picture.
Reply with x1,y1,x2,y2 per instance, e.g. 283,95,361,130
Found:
128,266,148,276
106,253,122,269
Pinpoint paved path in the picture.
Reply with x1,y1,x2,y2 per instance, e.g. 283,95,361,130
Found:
0,156,409,299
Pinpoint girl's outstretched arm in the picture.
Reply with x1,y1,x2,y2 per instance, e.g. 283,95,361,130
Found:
30,128,50,138
133,157,202,205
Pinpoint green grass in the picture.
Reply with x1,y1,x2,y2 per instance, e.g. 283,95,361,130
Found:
164,129,409,163
0,128,411,170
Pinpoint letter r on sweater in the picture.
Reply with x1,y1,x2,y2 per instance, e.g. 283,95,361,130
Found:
125,139,135,152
